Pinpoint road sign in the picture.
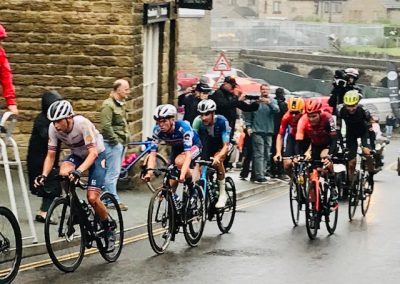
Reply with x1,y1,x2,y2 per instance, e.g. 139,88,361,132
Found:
213,52,231,72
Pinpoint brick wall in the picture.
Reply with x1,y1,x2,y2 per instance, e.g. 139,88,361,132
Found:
0,0,177,159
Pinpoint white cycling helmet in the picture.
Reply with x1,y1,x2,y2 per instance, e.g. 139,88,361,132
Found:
345,68,359,79
47,100,74,121
197,99,216,113
153,104,177,120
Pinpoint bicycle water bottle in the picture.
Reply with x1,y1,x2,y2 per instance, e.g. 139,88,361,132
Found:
172,193,182,211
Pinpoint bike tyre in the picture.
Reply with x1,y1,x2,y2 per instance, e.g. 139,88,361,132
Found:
216,177,237,233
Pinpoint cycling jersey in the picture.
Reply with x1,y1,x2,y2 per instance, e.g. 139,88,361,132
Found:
48,115,105,159
279,111,302,136
192,114,231,144
296,111,337,156
151,119,201,152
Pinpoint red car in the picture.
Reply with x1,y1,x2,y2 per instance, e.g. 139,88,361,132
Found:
177,70,199,91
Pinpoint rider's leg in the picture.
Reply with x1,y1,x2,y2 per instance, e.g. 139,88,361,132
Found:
215,152,227,208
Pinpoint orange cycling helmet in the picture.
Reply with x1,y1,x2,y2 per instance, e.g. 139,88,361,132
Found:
287,97,305,113
305,98,322,114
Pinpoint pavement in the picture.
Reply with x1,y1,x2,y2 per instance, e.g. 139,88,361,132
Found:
0,167,288,259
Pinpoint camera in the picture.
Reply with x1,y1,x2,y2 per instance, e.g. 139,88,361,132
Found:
245,95,260,101
333,69,348,87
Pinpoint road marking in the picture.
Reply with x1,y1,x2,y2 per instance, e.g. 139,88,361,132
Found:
14,188,288,273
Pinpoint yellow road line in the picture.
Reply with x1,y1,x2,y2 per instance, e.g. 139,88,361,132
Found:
13,189,288,273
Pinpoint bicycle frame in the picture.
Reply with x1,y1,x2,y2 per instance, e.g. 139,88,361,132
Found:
120,140,154,175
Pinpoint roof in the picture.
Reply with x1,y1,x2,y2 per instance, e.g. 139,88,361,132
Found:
383,0,400,9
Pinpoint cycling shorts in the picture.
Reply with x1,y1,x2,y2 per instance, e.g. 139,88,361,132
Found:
64,151,106,190
311,144,329,161
169,145,201,169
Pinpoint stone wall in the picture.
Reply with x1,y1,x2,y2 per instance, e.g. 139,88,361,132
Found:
0,0,177,159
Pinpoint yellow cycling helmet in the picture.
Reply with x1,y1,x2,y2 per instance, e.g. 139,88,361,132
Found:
287,97,305,113
343,90,360,106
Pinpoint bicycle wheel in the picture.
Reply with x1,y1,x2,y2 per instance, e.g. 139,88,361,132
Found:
142,153,168,193
216,177,237,233
348,171,360,221
98,193,124,262
305,181,318,240
0,207,22,284
289,180,300,227
361,173,373,216
325,184,339,235
147,188,174,254
44,197,85,273
183,184,206,247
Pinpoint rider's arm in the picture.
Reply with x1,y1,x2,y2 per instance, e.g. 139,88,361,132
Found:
0,47,17,106
77,147,98,173
327,115,337,156
41,150,56,177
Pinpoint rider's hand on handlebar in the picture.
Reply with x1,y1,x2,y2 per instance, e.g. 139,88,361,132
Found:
322,155,332,167
304,151,311,161
34,175,47,187
362,147,371,156
212,155,221,166
273,154,281,162
69,170,82,184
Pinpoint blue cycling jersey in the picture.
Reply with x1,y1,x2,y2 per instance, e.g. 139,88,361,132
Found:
151,120,201,152
192,114,231,144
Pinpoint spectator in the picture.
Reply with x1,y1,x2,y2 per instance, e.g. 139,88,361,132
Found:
385,113,396,138
211,76,259,141
0,23,18,114
244,84,279,183
239,127,254,181
100,79,130,211
27,90,63,223
270,88,288,179
178,82,211,125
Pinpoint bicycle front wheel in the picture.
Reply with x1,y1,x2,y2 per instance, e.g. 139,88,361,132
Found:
305,181,318,240
361,173,373,216
183,184,206,247
44,197,85,273
147,188,174,254
216,177,237,233
348,172,360,221
142,153,168,193
289,181,300,227
325,185,339,235
0,207,22,284
98,193,124,262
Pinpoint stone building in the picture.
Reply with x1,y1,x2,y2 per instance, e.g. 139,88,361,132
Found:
0,0,178,158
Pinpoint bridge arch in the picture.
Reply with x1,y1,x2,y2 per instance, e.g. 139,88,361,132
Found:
308,68,333,80
277,64,300,75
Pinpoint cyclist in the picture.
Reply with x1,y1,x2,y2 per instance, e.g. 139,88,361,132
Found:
295,99,338,201
273,97,305,177
34,100,115,249
192,99,231,208
336,90,374,192
143,104,201,198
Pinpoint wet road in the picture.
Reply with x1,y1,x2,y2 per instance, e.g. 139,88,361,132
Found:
14,139,400,284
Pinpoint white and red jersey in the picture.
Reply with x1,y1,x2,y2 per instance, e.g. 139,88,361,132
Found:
48,115,105,159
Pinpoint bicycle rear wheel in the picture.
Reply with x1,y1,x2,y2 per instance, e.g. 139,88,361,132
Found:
289,181,300,227
98,193,124,262
44,197,85,272
305,181,318,240
361,173,373,216
183,184,206,247
348,171,360,221
142,153,168,193
0,207,22,284
147,188,174,254
216,177,237,233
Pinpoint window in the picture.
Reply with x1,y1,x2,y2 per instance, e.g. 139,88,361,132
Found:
264,0,268,13
324,2,330,14
273,1,281,14
334,2,342,13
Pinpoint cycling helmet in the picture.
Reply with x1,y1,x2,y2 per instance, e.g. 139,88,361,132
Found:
305,99,322,114
343,90,361,106
345,68,359,79
287,97,305,113
47,100,74,121
0,24,7,39
153,104,177,120
197,99,217,113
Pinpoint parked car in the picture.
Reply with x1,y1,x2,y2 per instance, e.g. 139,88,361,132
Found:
177,70,199,91
206,68,268,84
360,97,393,125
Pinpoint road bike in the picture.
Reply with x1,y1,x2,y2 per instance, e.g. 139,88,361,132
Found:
0,206,22,284
44,178,124,272
119,139,168,192
195,160,236,233
348,152,375,220
147,166,205,254
303,159,339,240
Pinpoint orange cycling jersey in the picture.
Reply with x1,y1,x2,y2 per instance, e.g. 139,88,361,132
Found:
296,111,336,145
279,111,302,136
